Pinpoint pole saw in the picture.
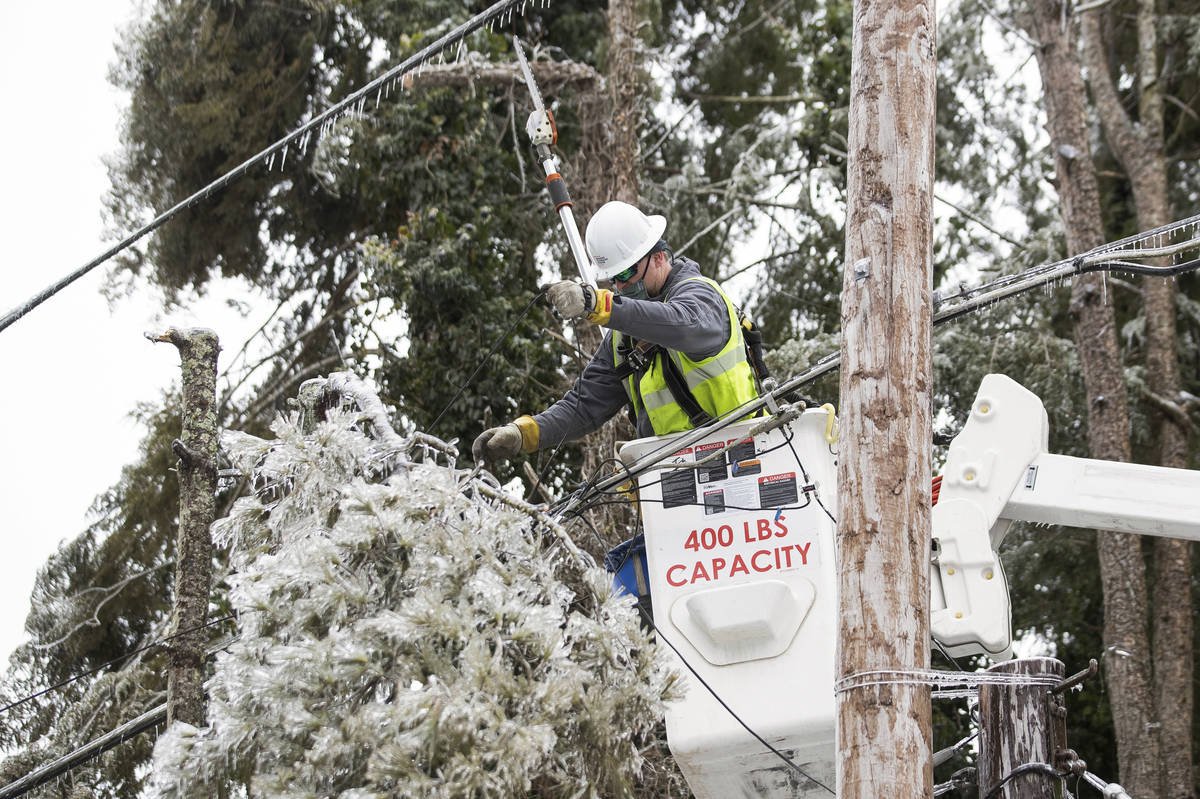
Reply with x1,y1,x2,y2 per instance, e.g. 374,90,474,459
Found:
512,36,595,287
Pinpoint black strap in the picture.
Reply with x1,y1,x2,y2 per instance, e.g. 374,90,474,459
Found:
658,351,714,426
614,337,712,428
613,337,658,380
741,316,772,382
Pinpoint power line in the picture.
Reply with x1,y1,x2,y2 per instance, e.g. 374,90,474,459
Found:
0,704,166,799
0,0,539,336
0,613,238,716
0,627,242,799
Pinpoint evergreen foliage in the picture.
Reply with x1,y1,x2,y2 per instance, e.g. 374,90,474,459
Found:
4,0,1200,793
0,401,185,797
147,401,676,797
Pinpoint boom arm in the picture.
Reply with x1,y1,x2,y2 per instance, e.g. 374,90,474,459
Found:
931,374,1200,659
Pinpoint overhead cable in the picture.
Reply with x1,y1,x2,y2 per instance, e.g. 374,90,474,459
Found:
0,628,241,799
0,613,239,716
0,0,542,335
562,214,1200,509
0,704,167,799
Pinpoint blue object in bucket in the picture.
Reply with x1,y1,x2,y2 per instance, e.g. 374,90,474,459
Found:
605,533,650,598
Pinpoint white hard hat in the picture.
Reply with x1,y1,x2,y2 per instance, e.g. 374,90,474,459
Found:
584,201,667,280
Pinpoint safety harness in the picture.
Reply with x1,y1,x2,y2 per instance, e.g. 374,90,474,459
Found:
612,268,774,432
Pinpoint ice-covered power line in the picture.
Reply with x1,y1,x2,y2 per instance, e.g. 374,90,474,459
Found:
0,614,238,717
0,0,546,336
556,212,1200,509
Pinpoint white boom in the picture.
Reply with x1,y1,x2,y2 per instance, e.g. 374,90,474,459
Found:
931,373,1200,659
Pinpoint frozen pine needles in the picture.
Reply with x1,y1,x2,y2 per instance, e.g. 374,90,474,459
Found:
148,391,676,798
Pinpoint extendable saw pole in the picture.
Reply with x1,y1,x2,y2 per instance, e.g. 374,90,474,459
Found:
513,36,595,287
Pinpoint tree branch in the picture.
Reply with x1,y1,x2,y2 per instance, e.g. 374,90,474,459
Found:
1080,9,1141,160
406,58,600,95
1140,385,1196,432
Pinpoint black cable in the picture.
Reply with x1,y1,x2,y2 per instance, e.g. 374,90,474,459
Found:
526,435,570,505
578,424,802,503
428,289,547,434
571,513,836,795
785,434,837,524
0,613,240,716
0,0,531,336
983,762,1064,798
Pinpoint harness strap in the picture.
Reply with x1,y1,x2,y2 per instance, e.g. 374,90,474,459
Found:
658,351,715,426
613,338,659,380
615,336,715,428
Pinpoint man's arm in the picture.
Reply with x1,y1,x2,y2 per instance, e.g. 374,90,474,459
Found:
532,332,629,449
608,278,730,360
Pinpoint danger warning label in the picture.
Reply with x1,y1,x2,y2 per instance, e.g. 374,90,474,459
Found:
695,441,728,484
758,472,799,507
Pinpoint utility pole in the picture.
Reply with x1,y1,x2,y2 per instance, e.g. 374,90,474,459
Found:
836,0,936,793
151,327,219,727
977,658,1066,798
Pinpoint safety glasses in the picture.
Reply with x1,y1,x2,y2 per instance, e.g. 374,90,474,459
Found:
611,255,647,284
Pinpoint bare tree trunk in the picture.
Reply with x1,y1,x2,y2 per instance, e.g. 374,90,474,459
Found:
151,327,219,728
1026,3,1163,796
835,0,936,791
565,0,642,560
1081,8,1193,795
603,0,639,205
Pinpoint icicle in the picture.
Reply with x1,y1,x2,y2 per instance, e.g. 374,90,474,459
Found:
375,88,381,108
268,152,276,171
281,144,288,168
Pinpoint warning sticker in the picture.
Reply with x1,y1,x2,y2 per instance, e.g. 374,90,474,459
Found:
662,468,698,509
758,472,798,507
727,437,761,476
695,441,728,484
703,489,725,515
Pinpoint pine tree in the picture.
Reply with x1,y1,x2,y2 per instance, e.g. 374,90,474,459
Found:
146,375,677,797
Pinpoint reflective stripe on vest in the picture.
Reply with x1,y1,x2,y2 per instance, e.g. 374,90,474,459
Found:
613,276,759,436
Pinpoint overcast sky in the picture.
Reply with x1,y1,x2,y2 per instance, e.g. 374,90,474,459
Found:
0,2,261,674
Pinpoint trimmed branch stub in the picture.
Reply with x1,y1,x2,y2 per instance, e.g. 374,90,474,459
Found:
149,327,219,728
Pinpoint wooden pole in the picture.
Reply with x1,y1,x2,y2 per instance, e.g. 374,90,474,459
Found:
151,327,219,727
836,0,936,792
977,658,1066,798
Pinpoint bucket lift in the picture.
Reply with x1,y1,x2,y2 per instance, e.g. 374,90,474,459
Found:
616,373,1200,799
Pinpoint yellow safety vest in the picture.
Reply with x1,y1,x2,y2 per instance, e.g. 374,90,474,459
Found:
613,276,760,436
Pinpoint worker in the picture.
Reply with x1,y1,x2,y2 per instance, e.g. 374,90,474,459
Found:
472,200,760,463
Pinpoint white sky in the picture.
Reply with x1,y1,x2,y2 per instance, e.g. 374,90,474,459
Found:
0,2,261,674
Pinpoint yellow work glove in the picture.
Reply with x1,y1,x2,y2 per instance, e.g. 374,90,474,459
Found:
547,281,613,326
471,415,539,462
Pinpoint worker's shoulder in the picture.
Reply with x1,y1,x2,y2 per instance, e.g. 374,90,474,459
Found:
666,258,725,298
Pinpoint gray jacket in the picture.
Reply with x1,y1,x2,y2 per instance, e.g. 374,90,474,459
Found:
533,257,733,446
